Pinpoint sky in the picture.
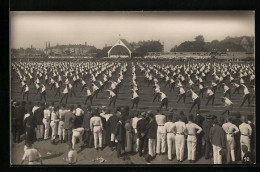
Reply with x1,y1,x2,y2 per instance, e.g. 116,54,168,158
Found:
10,11,255,52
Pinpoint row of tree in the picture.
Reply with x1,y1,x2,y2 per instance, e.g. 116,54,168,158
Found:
171,35,247,52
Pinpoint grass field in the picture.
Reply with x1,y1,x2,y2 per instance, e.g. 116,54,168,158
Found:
10,60,255,165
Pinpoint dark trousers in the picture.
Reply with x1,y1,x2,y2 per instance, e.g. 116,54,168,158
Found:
23,91,29,101
54,88,60,96
85,95,93,105
108,96,116,107
132,97,140,109
212,86,217,93
177,93,186,103
13,124,21,142
40,91,46,102
206,95,215,105
233,87,240,94
138,137,148,156
160,98,168,110
190,98,201,112
196,133,203,157
83,130,93,148
224,89,231,99
60,93,68,104
153,93,160,102
36,88,40,95
240,94,251,107
50,83,55,90
117,141,125,158
70,90,76,97
234,134,241,161
199,88,206,98
170,83,175,91
204,140,212,159
64,129,72,145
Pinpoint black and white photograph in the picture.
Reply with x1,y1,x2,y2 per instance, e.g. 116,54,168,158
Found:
10,11,255,165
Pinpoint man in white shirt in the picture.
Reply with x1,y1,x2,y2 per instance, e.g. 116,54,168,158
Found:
54,82,61,97
131,90,140,109
92,83,100,98
221,97,233,115
155,109,166,155
43,104,51,140
164,114,176,161
21,143,43,165
222,116,239,164
186,115,202,163
205,88,215,106
223,83,231,99
176,86,186,104
22,84,30,101
240,84,251,107
90,110,103,150
60,84,69,104
68,83,76,97
106,90,116,108
232,82,241,94
131,113,141,152
239,116,252,159
159,92,168,111
173,116,187,162
72,127,85,149
40,84,47,103
50,107,59,144
188,89,201,113
84,87,93,105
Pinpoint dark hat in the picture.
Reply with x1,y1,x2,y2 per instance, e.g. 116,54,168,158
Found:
206,114,213,119
213,118,218,124
231,111,241,118
247,115,253,121
179,111,184,116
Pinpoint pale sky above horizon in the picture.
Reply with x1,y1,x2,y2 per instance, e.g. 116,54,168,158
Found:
10,11,254,52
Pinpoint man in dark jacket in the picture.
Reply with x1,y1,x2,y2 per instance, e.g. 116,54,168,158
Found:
82,106,93,148
195,110,205,158
34,103,45,140
12,102,24,143
209,118,227,164
64,105,75,145
24,111,37,145
107,111,119,150
137,112,149,157
247,115,255,153
202,114,213,159
115,115,126,158
232,112,242,162
145,112,157,162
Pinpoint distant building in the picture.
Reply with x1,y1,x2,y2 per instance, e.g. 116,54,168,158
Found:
45,42,96,56
107,39,135,58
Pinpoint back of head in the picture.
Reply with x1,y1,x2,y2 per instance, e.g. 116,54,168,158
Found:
188,114,194,122
213,118,218,125
70,105,75,111
167,114,173,122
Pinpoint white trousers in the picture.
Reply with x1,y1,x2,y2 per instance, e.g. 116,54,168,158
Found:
35,125,44,139
187,135,197,161
134,129,139,152
93,126,102,148
58,121,65,140
148,139,156,157
72,131,84,149
240,135,251,159
226,134,235,163
167,133,176,160
43,119,50,139
175,134,185,161
213,144,222,164
50,121,58,140
156,126,166,154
